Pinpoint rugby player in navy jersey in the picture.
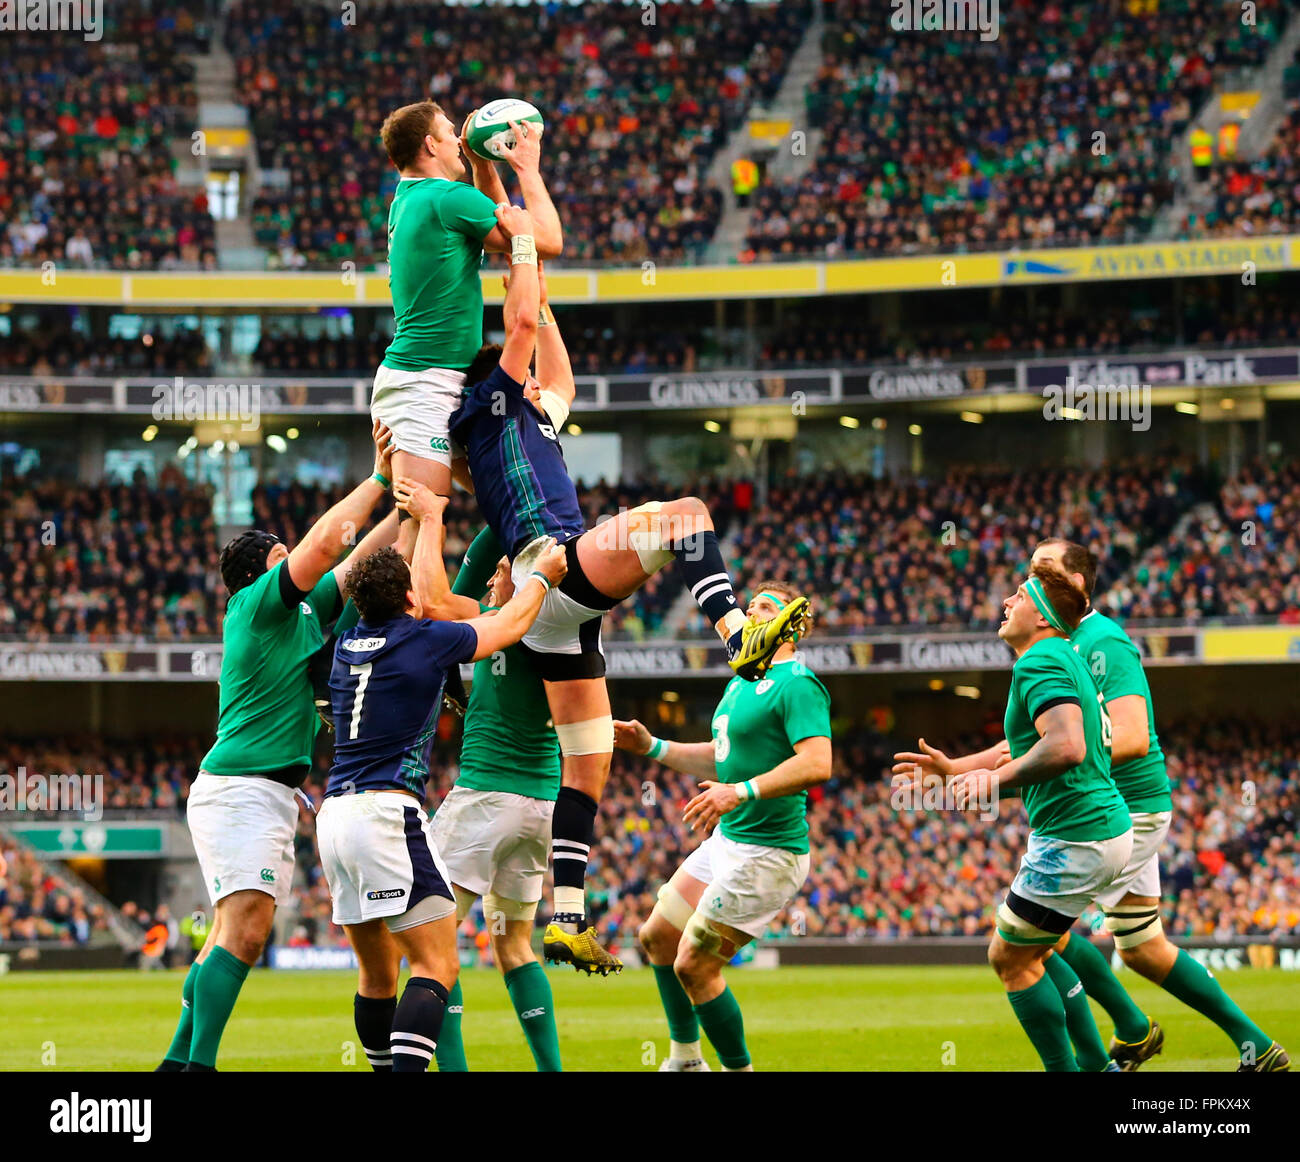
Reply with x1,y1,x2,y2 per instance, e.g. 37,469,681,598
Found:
315,487,566,1073
445,208,807,974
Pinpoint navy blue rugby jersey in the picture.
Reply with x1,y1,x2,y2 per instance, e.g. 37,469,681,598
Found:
325,616,477,797
449,364,586,557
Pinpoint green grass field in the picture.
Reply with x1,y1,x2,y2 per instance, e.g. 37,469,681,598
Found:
2,966,1295,1072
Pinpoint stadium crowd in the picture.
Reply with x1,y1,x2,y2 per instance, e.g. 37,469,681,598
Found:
5,719,1295,952
744,0,1288,260
0,5,216,272
5,457,1297,641
225,0,807,268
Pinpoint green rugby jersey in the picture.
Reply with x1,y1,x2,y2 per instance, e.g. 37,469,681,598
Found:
201,563,341,780
1004,635,1131,843
456,603,561,800
1069,609,1171,813
712,657,832,854
382,177,498,373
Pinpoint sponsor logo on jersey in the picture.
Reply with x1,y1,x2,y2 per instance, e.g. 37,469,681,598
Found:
537,423,557,441
755,679,774,695
366,888,407,900
299,601,312,616
347,636,387,652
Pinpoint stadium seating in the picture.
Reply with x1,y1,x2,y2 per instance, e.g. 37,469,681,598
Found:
225,0,810,269
744,0,1290,260
0,5,216,271
6,458,1297,641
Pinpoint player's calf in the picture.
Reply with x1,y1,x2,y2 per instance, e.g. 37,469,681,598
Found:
674,913,752,1071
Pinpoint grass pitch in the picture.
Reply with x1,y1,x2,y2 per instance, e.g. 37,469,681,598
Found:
1,965,1295,1072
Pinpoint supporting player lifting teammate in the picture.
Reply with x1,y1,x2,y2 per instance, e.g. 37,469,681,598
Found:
618,581,832,1071
440,213,809,973
316,494,566,1073
157,421,400,1071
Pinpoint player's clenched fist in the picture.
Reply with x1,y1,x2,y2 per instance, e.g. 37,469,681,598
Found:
494,203,535,238
392,476,447,522
613,718,653,754
532,538,568,586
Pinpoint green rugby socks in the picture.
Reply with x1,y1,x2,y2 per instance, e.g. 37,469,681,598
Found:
695,986,751,1070
1059,933,1151,1043
1007,975,1079,1072
188,945,251,1069
1043,952,1109,1071
157,961,201,1070
653,963,701,1048
433,980,468,1071
505,961,562,1071
1161,949,1272,1060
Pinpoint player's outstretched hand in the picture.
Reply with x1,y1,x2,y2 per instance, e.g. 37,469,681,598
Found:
372,419,395,479
494,202,535,239
683,781,741,835
613,718,653,755
534,539,567,587
502,118,541,172
891,737,955,780
392,476,446,523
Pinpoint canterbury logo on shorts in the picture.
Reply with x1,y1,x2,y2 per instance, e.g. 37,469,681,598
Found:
430,436,450,452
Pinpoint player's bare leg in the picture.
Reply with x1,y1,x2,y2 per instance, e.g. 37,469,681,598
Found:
1104,891,1287,1071
343,920,402,1072
577,496,808,680
179,889,275,1070
385,913,460,1072
391,451,450,558
541,674,623,974
639,869,710,1071
672,910,755,1071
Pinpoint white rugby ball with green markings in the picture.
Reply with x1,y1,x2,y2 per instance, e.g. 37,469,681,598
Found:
465,98,545,161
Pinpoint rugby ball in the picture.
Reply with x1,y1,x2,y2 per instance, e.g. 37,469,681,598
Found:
465,99,545,161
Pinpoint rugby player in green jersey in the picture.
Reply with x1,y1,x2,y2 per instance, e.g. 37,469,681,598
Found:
372,100,561,555
416,521,565,1072
1032,539,1288,1072
156,421,401,1071
903,562,1133,1071
617,581,832,1072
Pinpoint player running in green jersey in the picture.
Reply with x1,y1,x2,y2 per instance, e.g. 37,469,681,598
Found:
372,100,561,555
156,421,400,1072
616,580,832,1072
901,562,1133,1072
1032,539,1289,1073
414,522,565,1072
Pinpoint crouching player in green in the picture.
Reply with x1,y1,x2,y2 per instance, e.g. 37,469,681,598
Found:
940,562,1133,1071
616,580,832,1072
411,510,563,1071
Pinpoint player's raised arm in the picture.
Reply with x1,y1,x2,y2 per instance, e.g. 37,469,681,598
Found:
462,538,567,660
479,119,561,258
393,476,481,621
614,719,718,779
285,420,395,592
331,508,400,593
493,203,540,383
460,108,510,205
533,261,576,415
